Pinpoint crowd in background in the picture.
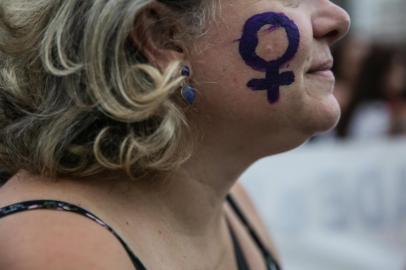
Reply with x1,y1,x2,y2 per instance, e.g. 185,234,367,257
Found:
328,37,406,140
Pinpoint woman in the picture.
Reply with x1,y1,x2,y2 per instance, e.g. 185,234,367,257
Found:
0,0,350,269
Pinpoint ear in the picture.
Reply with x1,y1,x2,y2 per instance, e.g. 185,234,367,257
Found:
129,2,186,71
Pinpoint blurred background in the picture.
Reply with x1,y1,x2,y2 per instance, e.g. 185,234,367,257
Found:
242,0,406,269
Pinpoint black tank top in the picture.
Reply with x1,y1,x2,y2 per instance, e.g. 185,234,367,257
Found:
0,195,281,270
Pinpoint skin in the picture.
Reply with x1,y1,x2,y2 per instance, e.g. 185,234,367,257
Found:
0,0,350,269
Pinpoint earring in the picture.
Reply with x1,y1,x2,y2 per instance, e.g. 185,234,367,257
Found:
180,66,196,105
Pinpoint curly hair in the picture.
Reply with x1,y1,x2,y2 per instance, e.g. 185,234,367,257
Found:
0,0,216,179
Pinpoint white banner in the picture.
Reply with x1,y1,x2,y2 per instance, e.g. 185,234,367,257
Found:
242,138,406,270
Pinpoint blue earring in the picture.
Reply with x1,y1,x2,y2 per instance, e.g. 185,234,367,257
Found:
181,66,196,105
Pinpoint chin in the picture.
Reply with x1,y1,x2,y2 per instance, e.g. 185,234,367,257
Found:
301,94,342,135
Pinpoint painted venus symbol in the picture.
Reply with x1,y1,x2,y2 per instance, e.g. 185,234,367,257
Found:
239,12,300,103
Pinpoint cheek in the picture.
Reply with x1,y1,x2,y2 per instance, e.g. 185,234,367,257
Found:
276,15,313,103
190,9,312,117
256,27,289,62
190,37,264,112
299,33,312,70
288,15,313,78
193,61,268,115
190,48,277,128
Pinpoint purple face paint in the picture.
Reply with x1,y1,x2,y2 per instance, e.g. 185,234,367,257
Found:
239,12,300,103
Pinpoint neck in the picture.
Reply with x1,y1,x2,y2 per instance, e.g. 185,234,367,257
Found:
95,132,258,237
120,147,249,235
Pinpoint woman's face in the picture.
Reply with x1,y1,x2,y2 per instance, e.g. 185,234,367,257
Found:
188,0,350,152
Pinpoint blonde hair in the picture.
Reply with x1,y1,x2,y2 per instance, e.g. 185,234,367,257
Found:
0,0,215,179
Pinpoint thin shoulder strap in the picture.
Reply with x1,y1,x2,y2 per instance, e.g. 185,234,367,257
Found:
0,200,147,270
226,217,251,270
226,194,281,270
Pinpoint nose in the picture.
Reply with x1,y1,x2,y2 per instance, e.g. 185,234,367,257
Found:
312,1,351,45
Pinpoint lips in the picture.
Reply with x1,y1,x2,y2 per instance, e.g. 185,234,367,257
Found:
306,59,335,81
307,59,334,74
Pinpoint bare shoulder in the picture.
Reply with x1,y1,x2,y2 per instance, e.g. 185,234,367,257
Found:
0,207,134,270
230,182,280,261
